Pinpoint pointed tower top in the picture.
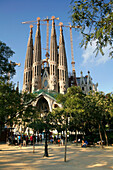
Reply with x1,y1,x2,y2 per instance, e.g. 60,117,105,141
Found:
37,17,40,21
51,16,59,36
59,22,63,34
27,25,33,47
59,22,65,45
30,24,33,33
37,17,40,25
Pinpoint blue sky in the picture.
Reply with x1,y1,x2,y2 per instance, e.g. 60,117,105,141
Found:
0,0,113,94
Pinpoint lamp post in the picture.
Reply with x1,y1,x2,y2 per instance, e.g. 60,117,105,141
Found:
64,112,67,162
43,109,49,157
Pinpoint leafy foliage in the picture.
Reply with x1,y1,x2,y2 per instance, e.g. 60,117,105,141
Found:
0,41,16,81
0,81,21,127
71,0,113,57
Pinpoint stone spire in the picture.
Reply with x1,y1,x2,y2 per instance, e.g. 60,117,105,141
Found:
23,25,33,93
32,17,42,92
49,17,58,92
58,22,68,94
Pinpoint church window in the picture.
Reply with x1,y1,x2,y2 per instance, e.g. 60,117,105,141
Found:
81,80,84,84
89,86,92,90
60,70,61,80
57,54,59,64
58,69,59,79
28,71,30,82
31,70,32,81
82,87,84,91
35,66,36,76
54,104,58,108
44,80,48,87
62,70,64,80
37,66,38,75
58,83,60,93
53,65,54,75
26,72,27,83
51,65,52,75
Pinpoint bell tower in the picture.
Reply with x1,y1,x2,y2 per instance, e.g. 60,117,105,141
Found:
32,17,42,92
49,16,58,92
23,25,33,93
58,22,68,94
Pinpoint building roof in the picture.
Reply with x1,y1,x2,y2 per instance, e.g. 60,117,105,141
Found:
33,89,58,99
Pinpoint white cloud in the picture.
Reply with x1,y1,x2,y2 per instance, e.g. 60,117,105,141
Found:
81,41,111,66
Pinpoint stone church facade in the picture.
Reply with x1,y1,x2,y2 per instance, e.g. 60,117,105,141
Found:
22,17,98,113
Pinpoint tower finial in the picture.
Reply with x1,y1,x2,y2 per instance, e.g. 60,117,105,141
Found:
59,22,63,34
30,24,33,34
37,17,40,24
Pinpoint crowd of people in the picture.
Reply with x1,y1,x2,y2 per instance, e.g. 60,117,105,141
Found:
49,135,64,146
7,133,89,147
7,134,42,146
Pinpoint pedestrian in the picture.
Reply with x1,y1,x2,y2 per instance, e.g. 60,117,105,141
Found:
40,134,42,143
23,134,26,146
30,135,33,145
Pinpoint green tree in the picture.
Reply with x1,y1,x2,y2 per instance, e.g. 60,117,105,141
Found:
64,86,85,144
0,41,38,140
84,91,111,146
49,108,66,136
0,81,21,135
0,41,18,136
55,86,85,161
0,41,16,81
71,0,113,57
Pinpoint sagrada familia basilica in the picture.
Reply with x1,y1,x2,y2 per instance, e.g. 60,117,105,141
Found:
22,16,98,113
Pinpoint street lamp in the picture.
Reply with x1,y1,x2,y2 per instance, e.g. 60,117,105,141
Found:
43,109,49,157
64,112,67,162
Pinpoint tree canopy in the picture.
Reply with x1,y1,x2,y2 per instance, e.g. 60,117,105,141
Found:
0,41,37,135
71,0,113,57
0,41,16,81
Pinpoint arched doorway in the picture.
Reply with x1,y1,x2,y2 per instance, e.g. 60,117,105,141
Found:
36,96,49,114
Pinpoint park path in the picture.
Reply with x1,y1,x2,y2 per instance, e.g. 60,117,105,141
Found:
0,143,113,170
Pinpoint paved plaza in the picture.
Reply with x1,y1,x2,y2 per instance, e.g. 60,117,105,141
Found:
0,143,113,170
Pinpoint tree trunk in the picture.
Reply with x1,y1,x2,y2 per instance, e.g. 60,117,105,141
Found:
98,123,103,148
101,122,108,146
0,123,3,137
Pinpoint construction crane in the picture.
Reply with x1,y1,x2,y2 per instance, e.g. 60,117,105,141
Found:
22,16,59,58
42,16,59,58
69,24,75,75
